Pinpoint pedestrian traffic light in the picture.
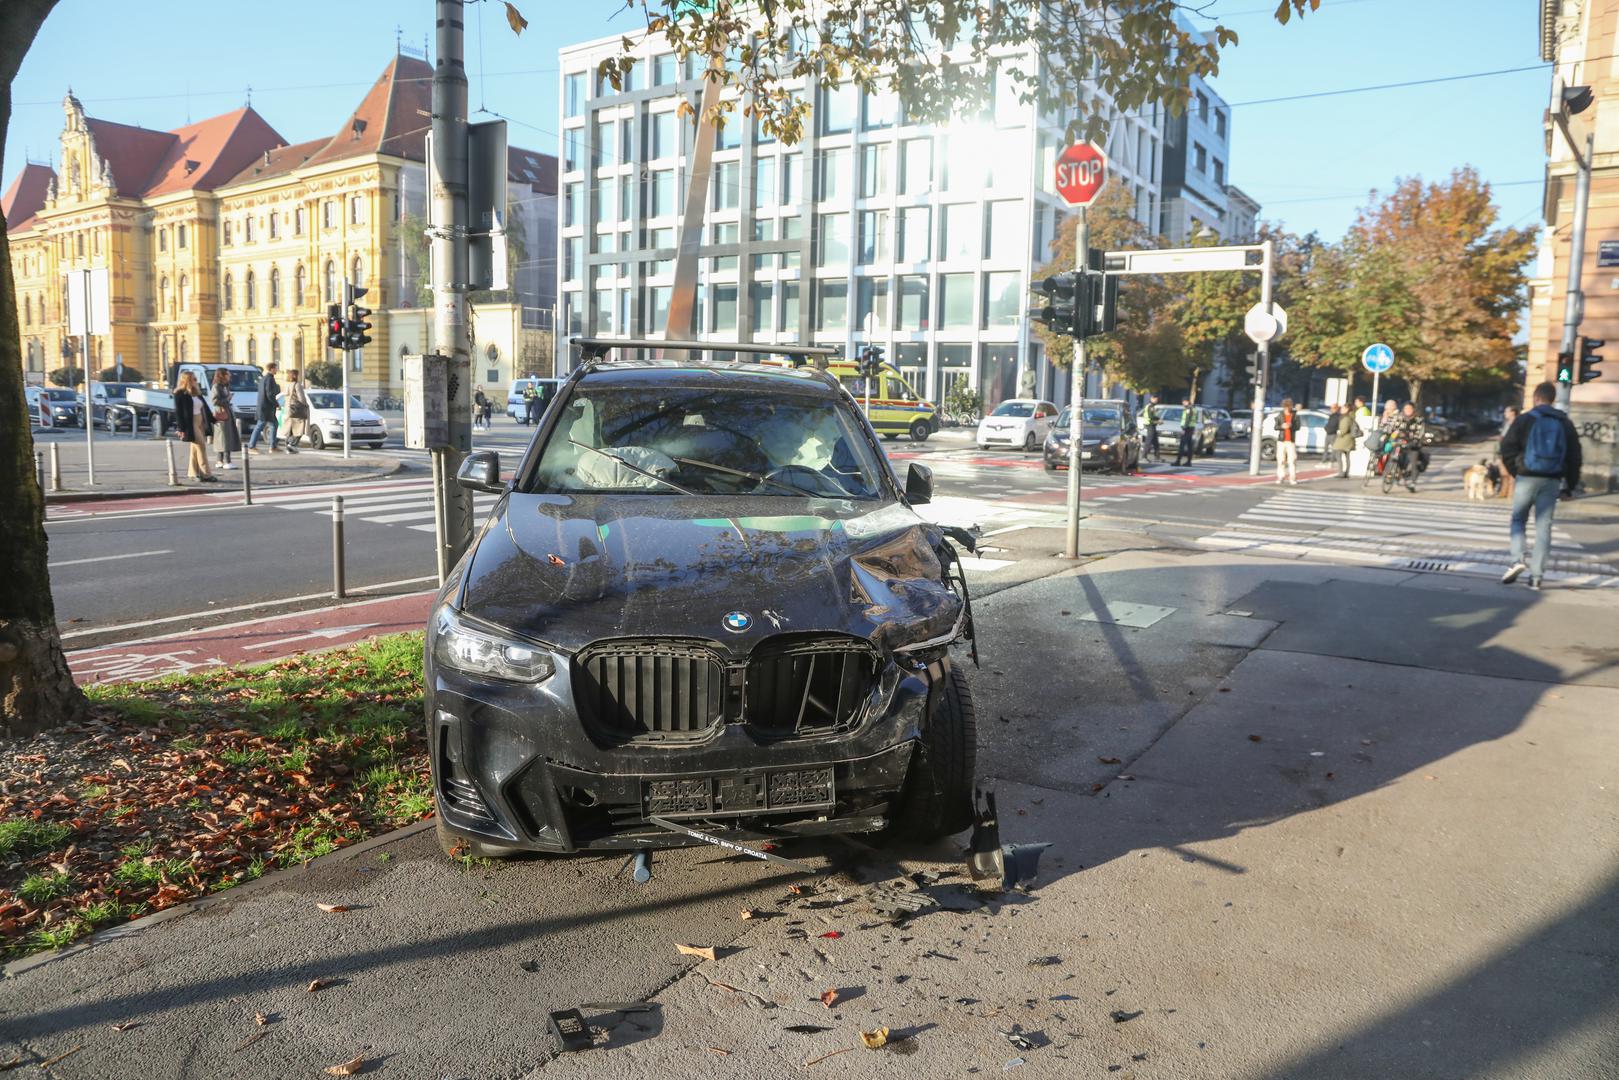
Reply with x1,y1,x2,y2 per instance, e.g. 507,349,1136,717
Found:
344,285,373,351
1579,336,1605,384
1032,273,1080,338
1082,273,1119,337
1556,350,1575,385
326,304,345,350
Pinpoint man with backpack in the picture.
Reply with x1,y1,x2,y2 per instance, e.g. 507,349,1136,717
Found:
1499,381,1583,591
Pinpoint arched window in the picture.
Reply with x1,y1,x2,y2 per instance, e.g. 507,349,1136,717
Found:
244,217,254,243
268,213,279,240
295,263,307,307
23,295,31,326
245,270,256,309
223,220,233,246
178,274,189,312
247,337,258,364
324,260,336,303
223,273,234,310
177,224,187,249
295,206,306,235
159,276,170,317
179,337,188,363
350,256,364,287
224,337,234,362
270,335,282,363
269,267,281,309
161,338,171,366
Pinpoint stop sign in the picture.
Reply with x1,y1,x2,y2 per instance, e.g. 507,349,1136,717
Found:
1054,143,1107,207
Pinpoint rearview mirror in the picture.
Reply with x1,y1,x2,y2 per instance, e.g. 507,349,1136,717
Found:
905,462,933,505
455,450,503,494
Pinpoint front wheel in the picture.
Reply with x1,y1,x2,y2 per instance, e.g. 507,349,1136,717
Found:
1023,431,1037,452
909,420,930,442
1260,440,1276,462
434,817,519,861
1382,463,1398,494
310,427,326,450
882,664,977,842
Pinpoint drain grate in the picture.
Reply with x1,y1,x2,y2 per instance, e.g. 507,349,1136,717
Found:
1406,559,1456,572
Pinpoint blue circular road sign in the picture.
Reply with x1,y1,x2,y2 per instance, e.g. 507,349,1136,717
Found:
1361,343,1394,373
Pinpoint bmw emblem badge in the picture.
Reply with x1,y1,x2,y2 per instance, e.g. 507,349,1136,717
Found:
722,611,752,633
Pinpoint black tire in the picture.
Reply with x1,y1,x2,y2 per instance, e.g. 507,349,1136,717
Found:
883,664,977,842
1023,431,1037,452
1260,440,1276,462
909,420,930,442
1044,461,1057,472
434,815,519,861
310,427,326,450
1381,464,1398,494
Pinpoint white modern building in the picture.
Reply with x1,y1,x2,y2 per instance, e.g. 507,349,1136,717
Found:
556,28,1246,410
1159,70,1235,244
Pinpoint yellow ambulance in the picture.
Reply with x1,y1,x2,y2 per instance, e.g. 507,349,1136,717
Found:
765,358,938,442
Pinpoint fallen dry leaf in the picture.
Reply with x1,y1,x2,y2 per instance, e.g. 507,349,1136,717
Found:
254,1012,270,1026
503,2,528,35
860,1026,890,1049
1248,734,1263,743
675,943,718,962
110,1020,141,1032
307,978,335,993
1097,756,1121,765
788,884,809,895
739,908,757,920
817,931,842,939
819,987,840,1008
324,1053,366,1076
707,1047,731,1056
316,903,351,914
0,1055,22,1071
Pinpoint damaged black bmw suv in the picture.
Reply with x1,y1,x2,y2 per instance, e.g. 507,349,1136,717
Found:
425,346,979,858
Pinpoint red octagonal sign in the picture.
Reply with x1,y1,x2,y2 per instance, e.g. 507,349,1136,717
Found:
1055,143,1108,207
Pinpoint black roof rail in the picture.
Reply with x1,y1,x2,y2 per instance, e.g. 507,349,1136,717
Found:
569,336,842,365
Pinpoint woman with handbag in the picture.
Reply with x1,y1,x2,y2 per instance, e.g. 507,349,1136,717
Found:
283,369,309,452
173,369,217,483
1333,402,1361,478
210,368,242,470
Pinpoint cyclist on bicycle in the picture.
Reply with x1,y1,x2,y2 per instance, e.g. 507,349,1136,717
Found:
1389,404,1427,492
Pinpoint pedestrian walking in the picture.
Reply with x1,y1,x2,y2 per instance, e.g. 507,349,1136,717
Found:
1323,404,1344,465
1143,394,1162,462
247,362,281,454
1332,401,1361,478
473,386,489,431
1499,405,1519,438
1499,381,1582,591
1173,398,1199,467
173,370,217,483
282,369,309,451
481,388,494,429
523,378,541,425
210,369,241,470
1271,397,1302,484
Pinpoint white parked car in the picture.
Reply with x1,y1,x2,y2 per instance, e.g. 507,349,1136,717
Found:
294,390,390,450
976,398,1059,452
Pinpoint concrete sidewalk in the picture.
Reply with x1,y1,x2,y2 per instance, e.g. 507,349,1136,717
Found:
2,547,1614,1079
32,430,402,501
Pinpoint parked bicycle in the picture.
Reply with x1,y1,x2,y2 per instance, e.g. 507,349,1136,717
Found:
369,394,404,411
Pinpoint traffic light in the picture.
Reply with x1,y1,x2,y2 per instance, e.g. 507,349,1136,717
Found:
326,304,345,350
858,343,885,377
1032,273,1080,338
1579,336,1606,384
343,285,372,351
1083,273,1119,337
1556,350,1575,385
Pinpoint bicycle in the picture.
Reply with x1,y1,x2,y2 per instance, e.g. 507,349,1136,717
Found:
1379,439,1421,494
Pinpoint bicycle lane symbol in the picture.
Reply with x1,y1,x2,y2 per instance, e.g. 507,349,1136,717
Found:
70,648,220,684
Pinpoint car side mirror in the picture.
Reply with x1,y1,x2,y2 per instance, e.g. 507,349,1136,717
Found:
905,461,933,505
455,449,503,494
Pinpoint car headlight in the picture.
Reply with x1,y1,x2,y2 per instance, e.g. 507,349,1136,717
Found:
433,607,553,682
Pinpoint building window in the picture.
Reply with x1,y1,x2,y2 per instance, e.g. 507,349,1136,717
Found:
942,204,978,262
713,160,740,211
748,281,773,330
324,260,337,303
295,263,307,306
818,81,856,134
896,275,929,331
985,200,1024,263
650,111,677,159
1215,111,1227,139
269,267,281,309
983,272,1021,328
1213,159,1225,186
159,276,170,316
856,277,889,332
859,144,889,199
782,153,801,205
595,178,617,225
649,171,674,218
156,228,166,253
350,196,364,225
564,72,585,117
295,206,306,235
1196,90,1209,121
779,281,800,334
179,337,188,364
857,210,889,265
223,221,233,246
900,139,933,196
244,270,256,309
178,274,189,311
898,207,931,262
815,213,850,268
224,337,233,362
815,148,848,202
715,115,741,151
245,217,255,242
247,337,257,364
268,213,278,240
322,201,335,228
863,87,899,130
815,279,847,330
713,284,738,333
296,335,305,365
351,256,364,287
270,335,281,364
1194,143,1207,174
652,54,676,86
223,273,234,310
23,295,31,326
647,285,671,328
564,237,582,281
751,155,777,212
592,116,616,170
938,273,974,328
563,129,582,172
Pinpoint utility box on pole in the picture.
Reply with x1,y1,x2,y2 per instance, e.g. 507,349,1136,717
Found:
468,119,509,292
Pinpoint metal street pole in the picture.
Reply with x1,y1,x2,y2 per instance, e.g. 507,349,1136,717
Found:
1556,131,1593,413
341,279,353,460
431,0,475,571
1064,208,1088,559
1247,239,1274,476
80,273,95,485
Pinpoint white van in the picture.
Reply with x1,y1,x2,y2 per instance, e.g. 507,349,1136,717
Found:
506,377,563,424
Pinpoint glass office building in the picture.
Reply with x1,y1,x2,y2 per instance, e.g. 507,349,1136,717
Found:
557,32,1171,409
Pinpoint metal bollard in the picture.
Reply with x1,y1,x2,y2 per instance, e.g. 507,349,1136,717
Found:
49,442,61,492
332,495,346,598
165,439,179,486
241,441,253,505
36,451,45,498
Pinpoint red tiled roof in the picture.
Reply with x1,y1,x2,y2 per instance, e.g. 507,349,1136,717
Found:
303,54,434,168
82,118,176,196
224,137,329,185
508,146,556,194
142,107,287,197
2,162,55,232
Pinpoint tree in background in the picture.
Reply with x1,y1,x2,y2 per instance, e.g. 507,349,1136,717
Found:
1288,169,1535,405
47,366,81,388
97,365,144,383
304,361,343,390
1031,185,1183,393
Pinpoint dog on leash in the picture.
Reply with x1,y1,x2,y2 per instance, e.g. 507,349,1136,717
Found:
1488,457,1514,500
1464,460,1491,501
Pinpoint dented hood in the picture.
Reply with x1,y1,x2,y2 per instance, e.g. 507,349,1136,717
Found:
458,493,962,656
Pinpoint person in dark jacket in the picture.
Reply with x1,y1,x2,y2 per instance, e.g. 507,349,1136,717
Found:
173,369,217,483
210,368,241,470
247,362,281,453
1499,382,1582,590
1323,404,1344,464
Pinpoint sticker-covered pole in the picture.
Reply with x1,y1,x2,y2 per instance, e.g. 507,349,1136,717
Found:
1064,207,1088,560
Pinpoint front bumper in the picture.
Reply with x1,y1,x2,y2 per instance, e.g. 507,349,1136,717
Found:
426,646,938,853
1043,438,1116,469
977,427,1028,447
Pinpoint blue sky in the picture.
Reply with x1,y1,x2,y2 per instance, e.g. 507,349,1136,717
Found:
5,0,1546,242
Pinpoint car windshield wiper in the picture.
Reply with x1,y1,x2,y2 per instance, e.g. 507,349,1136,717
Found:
567,439,695,495
670,456,808,496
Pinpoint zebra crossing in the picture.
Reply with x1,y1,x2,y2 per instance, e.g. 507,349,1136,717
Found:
243,478,503,533
1195,489,1617,586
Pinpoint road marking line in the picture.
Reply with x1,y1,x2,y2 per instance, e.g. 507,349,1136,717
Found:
50,549,173,568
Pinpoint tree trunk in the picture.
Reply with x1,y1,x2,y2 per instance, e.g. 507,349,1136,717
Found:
1406,378,1424,409
0,0,81,738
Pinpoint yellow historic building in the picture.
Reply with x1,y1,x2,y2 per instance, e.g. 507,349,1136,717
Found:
6,50,557,396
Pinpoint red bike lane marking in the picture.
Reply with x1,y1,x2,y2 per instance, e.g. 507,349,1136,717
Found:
68,590,437,686
1011,466,1339,504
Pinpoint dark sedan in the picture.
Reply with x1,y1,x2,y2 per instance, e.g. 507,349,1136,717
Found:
1043,401,1141,473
